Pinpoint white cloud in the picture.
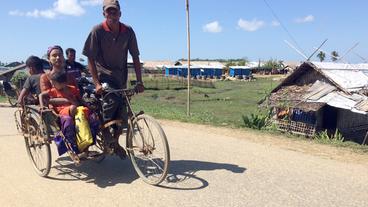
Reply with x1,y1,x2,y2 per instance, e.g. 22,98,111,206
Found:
203,21,223,33
39,10,58,19
9,0,87,19
9,10,24,16
81,0,103,6
54,0,85,16
271,20,280,27
9,9,57,19
295,15,315,23
237,18,265,32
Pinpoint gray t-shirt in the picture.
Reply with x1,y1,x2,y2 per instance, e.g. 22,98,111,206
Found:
23,74,42,95
83,21,140,88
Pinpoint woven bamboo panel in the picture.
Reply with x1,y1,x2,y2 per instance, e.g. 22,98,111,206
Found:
276,119,316,137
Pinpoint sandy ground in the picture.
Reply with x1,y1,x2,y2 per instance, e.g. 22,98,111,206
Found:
0,105,368,207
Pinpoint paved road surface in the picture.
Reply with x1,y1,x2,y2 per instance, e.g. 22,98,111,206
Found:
0,106,368,207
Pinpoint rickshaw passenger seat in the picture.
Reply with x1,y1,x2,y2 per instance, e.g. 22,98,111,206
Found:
39,109,61,136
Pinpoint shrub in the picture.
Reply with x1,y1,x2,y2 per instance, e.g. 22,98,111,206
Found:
315,129,344,144
332,129,344,143
11,71,28,89
242,113,268,130
315,130,330,143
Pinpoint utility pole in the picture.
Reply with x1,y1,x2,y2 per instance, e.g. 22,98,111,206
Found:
185,0,191,116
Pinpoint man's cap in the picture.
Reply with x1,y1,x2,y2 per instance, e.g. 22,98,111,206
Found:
103,0,120,11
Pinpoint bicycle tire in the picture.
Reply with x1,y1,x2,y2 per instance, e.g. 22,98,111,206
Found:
24,114,51,177
127,114,170,185
7,95,18,107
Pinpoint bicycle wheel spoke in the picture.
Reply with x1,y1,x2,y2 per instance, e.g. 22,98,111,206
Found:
146,157,164,172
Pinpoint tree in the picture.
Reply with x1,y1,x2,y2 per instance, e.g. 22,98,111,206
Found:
237,58,249,66
264,59,283,69
316,51,326,62
331,51,339,62
42,53,48,60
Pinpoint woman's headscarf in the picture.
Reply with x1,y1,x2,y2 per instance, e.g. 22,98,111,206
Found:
47,45,63,58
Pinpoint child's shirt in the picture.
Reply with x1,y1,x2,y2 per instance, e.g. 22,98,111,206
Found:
23,73,43,95
47,85,80,114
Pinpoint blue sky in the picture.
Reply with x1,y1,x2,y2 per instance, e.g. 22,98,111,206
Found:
1,0,368,63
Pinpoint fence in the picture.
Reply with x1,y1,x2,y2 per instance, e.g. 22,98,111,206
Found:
141,74,215,89
276,119,316,137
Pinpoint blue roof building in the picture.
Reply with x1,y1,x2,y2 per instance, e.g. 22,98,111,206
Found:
229,66,252,77
164,65,223,78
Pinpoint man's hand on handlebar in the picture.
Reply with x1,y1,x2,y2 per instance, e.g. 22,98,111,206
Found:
95,83,103,94
135,82,144,93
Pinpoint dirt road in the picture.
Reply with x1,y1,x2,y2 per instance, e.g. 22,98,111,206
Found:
1,106,368,207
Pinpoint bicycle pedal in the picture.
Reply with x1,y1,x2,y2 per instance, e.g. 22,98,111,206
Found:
68,151,81,166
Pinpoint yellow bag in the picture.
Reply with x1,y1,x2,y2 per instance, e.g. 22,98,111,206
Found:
75,106,93,152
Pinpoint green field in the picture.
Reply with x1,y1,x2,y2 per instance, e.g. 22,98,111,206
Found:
131,76,280,128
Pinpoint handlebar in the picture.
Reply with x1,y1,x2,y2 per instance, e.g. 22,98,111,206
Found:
77,76,143,100
103,88,136,98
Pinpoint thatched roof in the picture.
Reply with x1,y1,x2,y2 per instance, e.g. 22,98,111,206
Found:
263,61,368,114
270,62,347,94
267,84,325,111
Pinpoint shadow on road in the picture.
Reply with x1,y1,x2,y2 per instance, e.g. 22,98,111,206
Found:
48,156,139,188
159,160,247,191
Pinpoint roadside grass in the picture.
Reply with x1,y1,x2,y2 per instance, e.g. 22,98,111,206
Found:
263,127,368,153
131,76,278,127
0,96,6,103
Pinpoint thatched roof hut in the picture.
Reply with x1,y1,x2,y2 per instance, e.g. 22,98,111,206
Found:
263,61,368,143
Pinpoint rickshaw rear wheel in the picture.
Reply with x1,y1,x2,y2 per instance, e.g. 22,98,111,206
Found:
24,114,51,177
7,95,18,107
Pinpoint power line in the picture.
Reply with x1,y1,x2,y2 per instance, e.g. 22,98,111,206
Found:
263,0,306,56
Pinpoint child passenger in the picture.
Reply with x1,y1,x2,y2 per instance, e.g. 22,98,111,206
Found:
39,71,80,117
17,56,45,105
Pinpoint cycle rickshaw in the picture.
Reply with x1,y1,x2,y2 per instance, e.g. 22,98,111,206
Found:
14,79,170,185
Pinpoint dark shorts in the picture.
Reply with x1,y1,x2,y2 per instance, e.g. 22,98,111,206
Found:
100,79,128,125
102,92,127,123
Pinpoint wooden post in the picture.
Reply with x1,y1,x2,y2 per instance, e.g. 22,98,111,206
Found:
186,0,191,116
362,130,368,145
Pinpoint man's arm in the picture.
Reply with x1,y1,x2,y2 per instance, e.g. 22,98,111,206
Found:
133,56,144,93
87,58,102,94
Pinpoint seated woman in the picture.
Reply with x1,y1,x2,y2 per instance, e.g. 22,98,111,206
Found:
39,71,81,155
39,46,98,159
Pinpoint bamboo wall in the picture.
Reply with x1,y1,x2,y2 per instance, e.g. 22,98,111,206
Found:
337,109,368,143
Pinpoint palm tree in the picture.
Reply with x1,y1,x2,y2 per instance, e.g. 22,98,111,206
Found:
331,51,339,62
316,51,326,62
